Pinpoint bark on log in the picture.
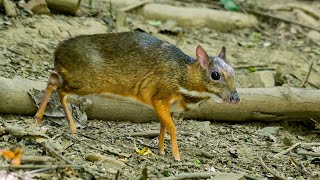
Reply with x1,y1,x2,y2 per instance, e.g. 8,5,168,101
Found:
140,4,258,31
111,0,258,31
0,77,319,123
45,0,81,15
2,0,17,17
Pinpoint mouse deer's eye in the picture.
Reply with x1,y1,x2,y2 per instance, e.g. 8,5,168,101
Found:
211,71,220,80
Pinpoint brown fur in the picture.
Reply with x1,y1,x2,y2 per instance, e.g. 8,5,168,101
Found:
35,31,239,161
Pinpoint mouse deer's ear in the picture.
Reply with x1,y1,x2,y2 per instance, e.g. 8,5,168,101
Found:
196,45,209,69
218,46,227,61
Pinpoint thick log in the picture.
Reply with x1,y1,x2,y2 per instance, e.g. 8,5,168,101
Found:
0,77,319,123
140,4,258,31
45,0,81,15
111,1,258,31
2,0,17,17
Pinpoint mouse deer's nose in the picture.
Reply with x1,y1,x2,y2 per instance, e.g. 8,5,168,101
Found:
229,91,240,103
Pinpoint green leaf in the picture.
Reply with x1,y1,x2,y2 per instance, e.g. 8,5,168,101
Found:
248,67,256,72
147,20,162,26
162,170,172,177
193,159,202,166
220,0,240,11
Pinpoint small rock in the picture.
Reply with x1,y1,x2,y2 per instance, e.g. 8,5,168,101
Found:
24,0,50,15
254,71,275,87
42,61,49,66
307,30,320,42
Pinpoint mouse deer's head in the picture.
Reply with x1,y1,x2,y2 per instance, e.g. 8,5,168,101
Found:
196,45,240,103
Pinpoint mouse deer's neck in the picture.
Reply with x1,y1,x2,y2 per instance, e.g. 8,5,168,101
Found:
179,62,208,94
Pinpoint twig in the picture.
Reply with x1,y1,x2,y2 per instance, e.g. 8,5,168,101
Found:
141,167,148,180
41,141,75,165
301,143,320,147
200,150,215,158
258,157,287,180
64,133,131,158
120,0,151,12
126,130,159,138
301,62,314,87
25,167,53,174
0,164,83,169
247,9,320,32
159,172,244,180
231,170,262,180
296,27,320,46
115,169,121,180
22,156,56,163
297,151,320,157
236,1,272,37
274,142,302,158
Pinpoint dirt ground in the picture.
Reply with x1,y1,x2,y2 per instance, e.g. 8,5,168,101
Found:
0,0,320,179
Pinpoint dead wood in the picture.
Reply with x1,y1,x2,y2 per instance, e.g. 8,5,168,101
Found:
24,0,50,15
45,0,81,15
126,130,159,138
140,4,258,31
0,164,83,170
111,1,258,31
0,77,320,123
2,0,17,17
297,151,320,157
159,172,245,180
246,9,320,32
21,156,56,163
258,157,287,180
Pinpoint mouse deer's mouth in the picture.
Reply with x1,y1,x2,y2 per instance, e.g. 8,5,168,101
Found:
228,91,240,104
218,91,240,104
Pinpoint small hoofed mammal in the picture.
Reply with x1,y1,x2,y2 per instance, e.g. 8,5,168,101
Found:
35,31,240,160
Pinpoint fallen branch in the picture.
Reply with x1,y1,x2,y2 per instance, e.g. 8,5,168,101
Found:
2,0,17,17
159,172,244,180
126,130,159,138
1,77,320,122
85,153,127,167
246,9,320,32
45,0,81,15
258,157,287,180
41,141,75,165
274,142,302,158
64,133,131,158
22,156,56,163
301,62,314,87
0,164,83,169
120,0,151,12
297,151,320,157
231,170,262,180
300,143,320,147
200,150,215,159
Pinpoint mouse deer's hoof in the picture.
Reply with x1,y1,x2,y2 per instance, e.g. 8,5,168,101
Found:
173,153,180,161
159,149,165,155
34,116,41,125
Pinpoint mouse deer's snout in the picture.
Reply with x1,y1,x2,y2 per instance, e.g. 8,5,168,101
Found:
229,91,240,104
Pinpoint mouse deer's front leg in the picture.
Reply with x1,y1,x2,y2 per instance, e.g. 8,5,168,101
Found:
153,100,180,161
35,72,59,124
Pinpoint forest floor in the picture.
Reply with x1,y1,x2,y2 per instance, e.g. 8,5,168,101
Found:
0,0,319,179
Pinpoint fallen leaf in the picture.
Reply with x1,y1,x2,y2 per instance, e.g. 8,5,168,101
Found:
0,147,24,165
134,144,155,156
147,20,162,26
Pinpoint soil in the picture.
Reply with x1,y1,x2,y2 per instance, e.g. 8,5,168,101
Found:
0,0,319,179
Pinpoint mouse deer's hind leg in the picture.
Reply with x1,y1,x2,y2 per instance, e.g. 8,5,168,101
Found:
58,90,77,134
35,72,59,124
